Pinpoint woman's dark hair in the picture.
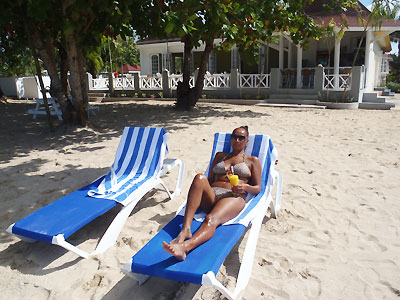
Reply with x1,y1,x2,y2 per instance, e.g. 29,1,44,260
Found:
233,126,249,135
240,126,249,134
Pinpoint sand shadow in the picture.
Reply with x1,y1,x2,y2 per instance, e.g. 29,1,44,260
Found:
0,100,271,162
101,274,200,300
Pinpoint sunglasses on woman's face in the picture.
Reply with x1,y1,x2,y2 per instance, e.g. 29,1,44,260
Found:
231,134,246,141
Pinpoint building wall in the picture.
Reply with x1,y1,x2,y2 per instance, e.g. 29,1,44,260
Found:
137,31,388,90
0,77,18,97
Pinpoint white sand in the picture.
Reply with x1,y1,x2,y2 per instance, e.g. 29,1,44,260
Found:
1,98,400,299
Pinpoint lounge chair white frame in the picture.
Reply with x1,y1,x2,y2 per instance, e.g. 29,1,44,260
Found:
122,132,282,300
7,156,184,259
201,168,282,300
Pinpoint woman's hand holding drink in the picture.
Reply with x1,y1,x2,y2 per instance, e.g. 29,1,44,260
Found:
229,174,239,187
229,174,239,196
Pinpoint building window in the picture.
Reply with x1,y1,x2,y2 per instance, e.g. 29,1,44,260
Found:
151,55,159,74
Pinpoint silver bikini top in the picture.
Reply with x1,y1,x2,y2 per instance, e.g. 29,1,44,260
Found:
213,159,251,178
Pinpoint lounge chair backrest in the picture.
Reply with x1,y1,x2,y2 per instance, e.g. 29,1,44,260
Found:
88,127,168,205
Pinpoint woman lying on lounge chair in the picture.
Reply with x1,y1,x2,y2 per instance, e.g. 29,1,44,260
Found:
162,126,262,261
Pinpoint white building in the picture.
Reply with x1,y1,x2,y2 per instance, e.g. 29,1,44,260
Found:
133,1,400,106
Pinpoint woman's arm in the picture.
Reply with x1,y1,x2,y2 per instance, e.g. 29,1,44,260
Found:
232,156,262,195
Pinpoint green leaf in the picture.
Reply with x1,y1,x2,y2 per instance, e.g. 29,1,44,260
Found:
165,22,175,34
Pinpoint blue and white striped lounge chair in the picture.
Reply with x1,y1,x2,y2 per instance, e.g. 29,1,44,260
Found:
122,132,282,300
7,127,184,258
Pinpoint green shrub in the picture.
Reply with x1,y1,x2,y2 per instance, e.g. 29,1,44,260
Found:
387,81,400,93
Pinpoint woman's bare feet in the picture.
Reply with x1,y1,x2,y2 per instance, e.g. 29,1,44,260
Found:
170,228,192,244
162,241,186,261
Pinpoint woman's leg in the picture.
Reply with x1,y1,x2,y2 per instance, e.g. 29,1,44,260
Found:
172,174,216,244
163,196,245,261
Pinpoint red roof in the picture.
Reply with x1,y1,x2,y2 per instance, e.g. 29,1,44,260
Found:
304,0,400,28
118,64,140,72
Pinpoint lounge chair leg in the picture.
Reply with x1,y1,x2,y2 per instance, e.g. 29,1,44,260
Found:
159,158,184,199
159,179,174,199
122,261,150,285
52,234,89,258
91,201,138,256
270,171,283,219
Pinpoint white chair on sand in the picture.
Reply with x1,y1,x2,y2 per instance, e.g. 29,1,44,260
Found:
27,97,99,120
27,98,63,120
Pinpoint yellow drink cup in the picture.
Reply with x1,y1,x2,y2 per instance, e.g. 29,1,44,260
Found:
229,175,239,186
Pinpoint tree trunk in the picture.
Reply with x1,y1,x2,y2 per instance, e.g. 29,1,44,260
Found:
25,23,73,122
57,42,69,97
32,47,54,132
65,33,89,126
175,38,213,110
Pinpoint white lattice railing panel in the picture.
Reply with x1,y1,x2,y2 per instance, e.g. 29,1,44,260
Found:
114,78,135,89
91,77,136,90
169,75,195,89
238,74,270,88
323,74,351,90
140,76,162,90
323,67,352,90
203,74,230,89
92,78,109,90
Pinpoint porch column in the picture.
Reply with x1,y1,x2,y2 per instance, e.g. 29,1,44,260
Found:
288,42,292,68
231,46,239,69
334,35,341,89
296,44,302,88
364,30,373,91
162,69,171,97
279,35,284,70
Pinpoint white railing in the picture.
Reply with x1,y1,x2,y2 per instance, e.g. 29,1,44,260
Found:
92,77,109,89
203,73,230,89
91,72,274,91
238,74,270,88
323,67,352,90
324,74,352,90
91,77,135,90
169,74,195,89
114,77,135,90
139,75,162,90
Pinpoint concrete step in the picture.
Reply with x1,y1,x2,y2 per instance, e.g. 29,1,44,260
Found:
257,102,326,109
374,87,385,91
359,102,395,110
374,87,395,97
88,92,106,102
362,92,389,103
267,98,319,105
363,96,386,103
269,93,319,100
88,92,106,97
382,91,395,97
